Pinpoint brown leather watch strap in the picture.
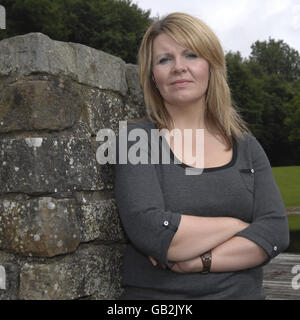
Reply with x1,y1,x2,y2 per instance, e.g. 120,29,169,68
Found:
200,250,212,274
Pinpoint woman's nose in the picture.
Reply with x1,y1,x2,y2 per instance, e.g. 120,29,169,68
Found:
173,57,187,73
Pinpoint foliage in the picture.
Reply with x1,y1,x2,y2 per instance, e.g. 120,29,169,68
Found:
250,38,300,82
283,80,300,147
226,39,300,165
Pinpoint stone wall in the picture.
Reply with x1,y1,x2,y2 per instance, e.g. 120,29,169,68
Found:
0,32,146,300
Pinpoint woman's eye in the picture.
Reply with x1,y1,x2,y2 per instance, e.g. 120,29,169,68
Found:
186,52,198,59
158,57,171,64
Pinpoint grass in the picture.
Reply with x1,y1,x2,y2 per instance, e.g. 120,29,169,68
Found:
271,166,300,252
287,215,300,231
272,166,300,232
272,166,300,208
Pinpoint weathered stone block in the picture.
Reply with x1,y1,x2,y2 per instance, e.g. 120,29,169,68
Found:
125,64,144,107
0,134,108,193
0,263,19,300
19,244,124,300
74,192,126,243
83,89,125,136
124,64,146,121
0,74,83,133
0,197,80,257
0,32,128,96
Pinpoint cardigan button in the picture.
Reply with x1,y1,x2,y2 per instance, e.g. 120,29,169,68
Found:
163,221,169,227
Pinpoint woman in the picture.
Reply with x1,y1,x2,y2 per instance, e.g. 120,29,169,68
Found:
114,12,289,299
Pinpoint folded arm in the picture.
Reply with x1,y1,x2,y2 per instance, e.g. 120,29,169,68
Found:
166,215,249,261
164,236,268,273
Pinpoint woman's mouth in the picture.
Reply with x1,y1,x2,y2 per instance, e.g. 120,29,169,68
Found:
171,80,191,86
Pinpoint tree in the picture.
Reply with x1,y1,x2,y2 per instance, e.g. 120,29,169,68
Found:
226,51,264,137
0,0,152,63
258,75,295,165
283,80,300,157
250,38,300,82
60,0,152,63
0,0,69,39
226,50,299,165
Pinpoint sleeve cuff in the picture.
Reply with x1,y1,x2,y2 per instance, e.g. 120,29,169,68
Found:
235,227,279,260
159,211,182,264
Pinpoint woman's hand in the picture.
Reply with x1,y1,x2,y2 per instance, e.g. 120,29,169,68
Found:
170,257,203,273
149,256,203,273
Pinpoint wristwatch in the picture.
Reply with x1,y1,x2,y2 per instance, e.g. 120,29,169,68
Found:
200,250,212,274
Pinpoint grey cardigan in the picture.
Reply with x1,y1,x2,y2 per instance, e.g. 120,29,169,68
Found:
113,118,289,300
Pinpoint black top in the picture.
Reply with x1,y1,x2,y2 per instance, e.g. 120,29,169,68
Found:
113,118,290,300
168,135,238,172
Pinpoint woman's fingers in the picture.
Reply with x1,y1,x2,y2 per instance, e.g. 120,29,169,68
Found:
171,263,183,273
149,256,167,269
149,256,158,266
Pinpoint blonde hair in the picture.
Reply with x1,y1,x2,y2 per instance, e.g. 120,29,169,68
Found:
138,12,249,147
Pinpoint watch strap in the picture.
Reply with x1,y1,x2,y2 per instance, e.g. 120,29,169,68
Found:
200,250,212,274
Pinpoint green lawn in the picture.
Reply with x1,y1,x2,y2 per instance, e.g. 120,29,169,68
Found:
272,166,300,232
287,215,300,231
272,166,300,207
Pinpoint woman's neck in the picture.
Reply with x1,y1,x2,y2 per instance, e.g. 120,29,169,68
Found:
165,101,207,131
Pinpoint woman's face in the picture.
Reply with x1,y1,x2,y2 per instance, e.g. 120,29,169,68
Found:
152,33,210,108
